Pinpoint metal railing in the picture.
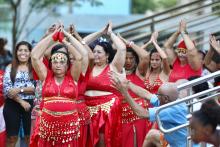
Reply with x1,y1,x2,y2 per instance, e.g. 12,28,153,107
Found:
155,70,220,134
113,0,220,47
155,86,220,133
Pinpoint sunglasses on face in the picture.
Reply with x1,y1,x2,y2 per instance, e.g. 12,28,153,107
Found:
176,48,187,54
156,93,170,99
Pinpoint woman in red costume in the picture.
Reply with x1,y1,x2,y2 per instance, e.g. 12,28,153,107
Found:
31,25,84,146
164,20,202,82
142,32,170,94
141,32,171,147
118,35,153,147
82,22,126,147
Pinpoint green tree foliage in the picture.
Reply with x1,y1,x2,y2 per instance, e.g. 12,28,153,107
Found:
132,0,177,14
0,0,102,50
157,0,177,9
132,0,156,14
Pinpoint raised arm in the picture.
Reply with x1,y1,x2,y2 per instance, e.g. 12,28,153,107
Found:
31,30,57,81
209,35,220,55
83,23,108,45
204,36,219,72
108,22,126,73
141,38,152,50
110,72,149,119
68,24,94,62
128,82,153,101
180,20,201,70
62,29,83,82
119,34,150,77
65,26,89,74
152,32,170,75
164,26,180,65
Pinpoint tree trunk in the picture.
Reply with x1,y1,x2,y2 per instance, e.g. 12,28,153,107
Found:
12,6,17,52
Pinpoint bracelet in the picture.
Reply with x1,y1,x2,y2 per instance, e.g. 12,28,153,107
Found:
128,41,134,47
181,31,188,35
81,40,86,45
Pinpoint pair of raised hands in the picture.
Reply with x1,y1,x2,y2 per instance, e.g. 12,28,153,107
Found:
100,21,113,36
45,22,75,43
209,35,220,53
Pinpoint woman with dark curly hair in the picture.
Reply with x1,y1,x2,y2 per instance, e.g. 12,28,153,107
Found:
82,22,126,147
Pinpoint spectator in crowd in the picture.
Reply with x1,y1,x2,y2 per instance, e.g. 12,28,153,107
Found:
110,71,188,147
164,20,202,82
0,38,12,71
190,99,220,147
3,41,35,147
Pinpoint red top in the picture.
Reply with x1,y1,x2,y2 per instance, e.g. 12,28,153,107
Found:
86,65,120,95
126,73,145,97
78,73,89,100
42,70,78,99
169,58,202,82
0,70,4,106
145,74,163,94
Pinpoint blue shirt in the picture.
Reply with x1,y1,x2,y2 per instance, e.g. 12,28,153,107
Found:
149,95,188,147
3,66,35,100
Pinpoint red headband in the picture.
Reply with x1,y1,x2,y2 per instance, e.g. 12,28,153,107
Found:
177,40,196,49
177,40,187,49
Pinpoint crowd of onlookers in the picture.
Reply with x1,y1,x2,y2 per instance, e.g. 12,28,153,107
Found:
0,19,219,147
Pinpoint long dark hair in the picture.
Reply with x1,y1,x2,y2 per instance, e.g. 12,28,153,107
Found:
10,41,33,84
89,38,115,63
127,47,139,65
193,100,220,131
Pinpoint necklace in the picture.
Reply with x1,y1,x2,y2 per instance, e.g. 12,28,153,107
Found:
58,84,61,97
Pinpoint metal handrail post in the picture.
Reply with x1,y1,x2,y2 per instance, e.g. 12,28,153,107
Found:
177,70,220,91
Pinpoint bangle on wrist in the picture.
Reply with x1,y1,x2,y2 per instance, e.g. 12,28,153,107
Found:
128,41,134,47
81,40,86,45
181,31,188,35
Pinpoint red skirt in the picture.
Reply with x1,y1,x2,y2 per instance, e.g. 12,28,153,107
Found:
85,94,122,147
121,98,153,147
37,97,80,147
76,100,91,147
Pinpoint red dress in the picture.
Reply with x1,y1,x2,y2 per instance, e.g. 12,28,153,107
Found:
37,70,80,147
122,73,153,147
169,58,202,82
84,65,122,147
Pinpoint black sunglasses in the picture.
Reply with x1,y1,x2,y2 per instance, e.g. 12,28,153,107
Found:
156,93,170,99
